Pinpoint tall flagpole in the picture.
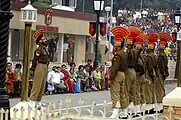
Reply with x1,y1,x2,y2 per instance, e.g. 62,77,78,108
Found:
108,0,113,60
140,0,143,10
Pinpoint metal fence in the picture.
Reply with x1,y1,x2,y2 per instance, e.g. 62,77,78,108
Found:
1,97,180,120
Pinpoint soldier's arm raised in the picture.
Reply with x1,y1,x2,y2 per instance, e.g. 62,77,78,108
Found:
110,55,121,81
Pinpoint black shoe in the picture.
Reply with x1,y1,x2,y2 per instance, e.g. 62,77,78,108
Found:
140,112,144,116
145,110,149,114
159,109,163,113
119,116,128,119
149,108,156,114
132,114,140,118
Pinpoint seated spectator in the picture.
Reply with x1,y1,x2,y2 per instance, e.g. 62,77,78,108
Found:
29,69,34,96
60,64,74,93
76,65,86,92
84,65,97,91
105,67,110,90
13,63,22,96
93,67,102,90
70,68,80,93
47,66,66,94
6,62,17,97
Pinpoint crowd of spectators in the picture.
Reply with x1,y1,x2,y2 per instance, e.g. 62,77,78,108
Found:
5,59,111,98
117,9,177,60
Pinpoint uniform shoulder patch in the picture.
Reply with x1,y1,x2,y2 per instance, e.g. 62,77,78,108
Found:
36,51,41,56
112,55,120,61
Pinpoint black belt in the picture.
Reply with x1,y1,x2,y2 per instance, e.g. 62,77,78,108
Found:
128,65,135,68
38,61,48,64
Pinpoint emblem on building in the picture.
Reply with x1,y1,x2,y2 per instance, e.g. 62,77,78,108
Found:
45,8,53,26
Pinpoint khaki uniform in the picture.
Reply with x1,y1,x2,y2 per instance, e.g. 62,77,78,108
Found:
140,54,148,104
134,53,147,105
145,51,157,104
30,44,49,101
125,49,137,105
110,49,128,109
156,51,169,103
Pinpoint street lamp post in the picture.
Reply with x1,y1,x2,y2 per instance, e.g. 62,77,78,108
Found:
174,7,181,81
176,30,181,87
93,0,104,69
20,1,37,101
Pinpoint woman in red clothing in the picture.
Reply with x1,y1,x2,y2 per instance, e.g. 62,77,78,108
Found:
60,64,74,93
6,62,17,97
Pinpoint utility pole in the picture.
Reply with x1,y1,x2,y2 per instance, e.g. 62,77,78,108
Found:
83,0,85,12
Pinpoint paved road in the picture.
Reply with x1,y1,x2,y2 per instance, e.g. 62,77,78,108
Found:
10,83,177,107
10,83,177,119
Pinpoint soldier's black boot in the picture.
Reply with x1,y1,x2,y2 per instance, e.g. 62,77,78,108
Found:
145,110,149,114
159,109,163,113
149,108,156,114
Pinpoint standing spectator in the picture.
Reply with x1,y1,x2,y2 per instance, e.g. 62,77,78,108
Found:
48,39,57,62
100,65,105,90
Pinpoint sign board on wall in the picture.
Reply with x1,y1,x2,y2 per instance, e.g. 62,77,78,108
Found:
36,25,59,33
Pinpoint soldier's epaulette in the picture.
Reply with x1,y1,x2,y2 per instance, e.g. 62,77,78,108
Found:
112,55,120,61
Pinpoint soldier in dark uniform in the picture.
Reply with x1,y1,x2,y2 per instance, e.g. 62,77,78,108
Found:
29,29,49,107
156,38,169,113
109,41,128,119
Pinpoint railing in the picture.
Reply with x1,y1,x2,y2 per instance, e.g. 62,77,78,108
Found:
1,97,180,120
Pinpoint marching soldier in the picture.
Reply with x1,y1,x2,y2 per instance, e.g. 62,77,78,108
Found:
134,34,149,116
125,27,141,114
156,32,170,113
109,26,129,119
29,29,49,107
144,33,159,114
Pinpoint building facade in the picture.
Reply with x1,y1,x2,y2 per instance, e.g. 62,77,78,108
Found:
9,2,108,67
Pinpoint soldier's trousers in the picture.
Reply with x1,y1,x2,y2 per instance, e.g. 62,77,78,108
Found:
135,73,146,105
155,74,165,103
30,63,48,101
110,71,128,109
125,68,136,105
144,78,153,104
